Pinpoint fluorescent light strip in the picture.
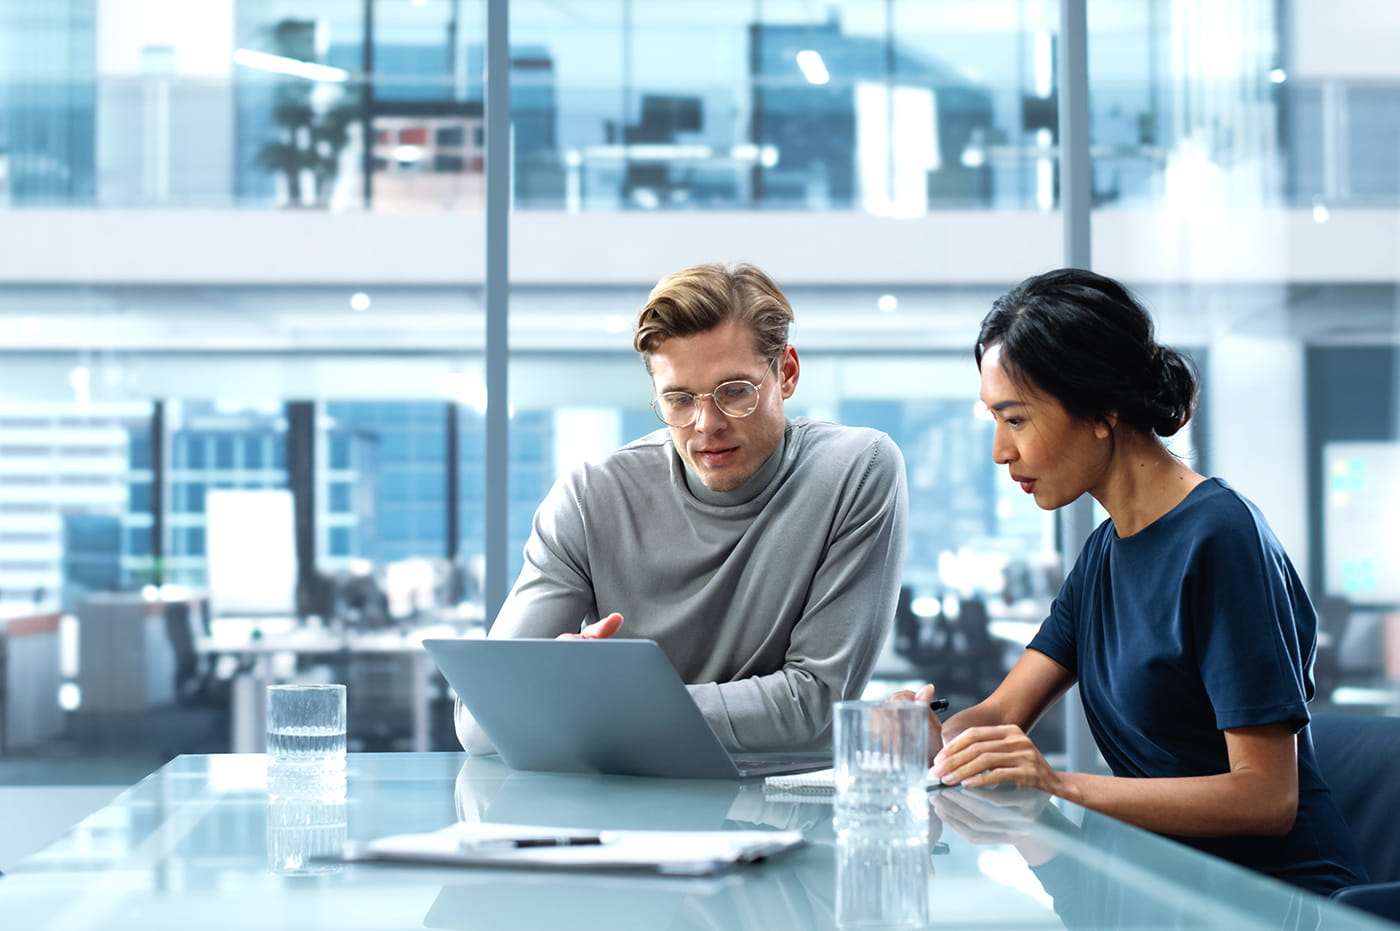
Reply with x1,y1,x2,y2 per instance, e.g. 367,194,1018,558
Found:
232,48,349,83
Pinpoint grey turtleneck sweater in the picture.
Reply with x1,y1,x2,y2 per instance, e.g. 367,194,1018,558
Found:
455,417,908,753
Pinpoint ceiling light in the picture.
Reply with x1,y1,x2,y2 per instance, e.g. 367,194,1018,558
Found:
232,48,349,83
441,372,487,414
796,50,830,86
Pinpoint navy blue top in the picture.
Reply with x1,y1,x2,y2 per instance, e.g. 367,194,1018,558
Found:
1029,478,1366,895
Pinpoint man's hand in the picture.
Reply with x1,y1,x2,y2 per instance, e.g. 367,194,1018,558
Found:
556,613,624,640
889,683,944,765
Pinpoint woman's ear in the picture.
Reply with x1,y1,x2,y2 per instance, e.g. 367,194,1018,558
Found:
1094,410,1119,439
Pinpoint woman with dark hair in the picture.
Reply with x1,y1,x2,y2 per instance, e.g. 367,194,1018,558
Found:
901,268,1366,895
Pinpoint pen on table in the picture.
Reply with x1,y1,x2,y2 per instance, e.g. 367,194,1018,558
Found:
482,835,604,849
929,698,949,714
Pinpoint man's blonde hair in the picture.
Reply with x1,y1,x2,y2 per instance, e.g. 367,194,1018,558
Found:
633,262,793,371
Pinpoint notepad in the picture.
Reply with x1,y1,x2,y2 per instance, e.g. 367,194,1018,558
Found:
339,822,806,876
762,768,945,803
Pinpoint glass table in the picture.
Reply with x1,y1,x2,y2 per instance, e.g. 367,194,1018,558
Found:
0,753,1388,930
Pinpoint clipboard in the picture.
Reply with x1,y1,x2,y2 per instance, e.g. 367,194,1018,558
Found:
338,822,807,877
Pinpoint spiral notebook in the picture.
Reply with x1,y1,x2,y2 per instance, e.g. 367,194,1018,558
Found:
762,768,944,803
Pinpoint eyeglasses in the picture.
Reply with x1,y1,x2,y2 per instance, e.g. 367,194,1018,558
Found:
651,357,778,427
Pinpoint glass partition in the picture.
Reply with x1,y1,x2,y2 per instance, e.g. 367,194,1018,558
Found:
3,1,1398,768
1087,0,1400,711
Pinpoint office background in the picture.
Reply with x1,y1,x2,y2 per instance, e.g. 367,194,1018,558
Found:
1,0,1398,860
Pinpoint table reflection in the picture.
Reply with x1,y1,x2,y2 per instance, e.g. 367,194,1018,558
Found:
0,754,1380,931
445,757,950,931
265,773,347,876
835,820,931,930
931,785,1330,931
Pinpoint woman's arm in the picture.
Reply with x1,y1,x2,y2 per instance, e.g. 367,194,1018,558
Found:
897,649,1075,763
943,649,1076,740
935,718,1301,838
928,648,1301,837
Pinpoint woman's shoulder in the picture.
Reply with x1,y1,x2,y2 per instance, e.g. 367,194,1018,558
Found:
1173,477,1283,552
1109,478,1266,554
1179,477,1263,524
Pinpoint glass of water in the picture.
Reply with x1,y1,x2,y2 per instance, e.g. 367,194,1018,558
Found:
832,700,929,837
266,683,346,797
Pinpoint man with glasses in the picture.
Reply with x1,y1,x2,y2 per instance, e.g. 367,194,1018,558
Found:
456,262,908,753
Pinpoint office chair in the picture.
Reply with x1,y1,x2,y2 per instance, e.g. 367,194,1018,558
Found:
1313,597,1347,695
1311,711,1400,921
893,594,1005,704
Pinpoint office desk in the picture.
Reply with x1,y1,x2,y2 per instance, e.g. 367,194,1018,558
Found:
198,622,478,753
0,753,1389,931
0,609,63,754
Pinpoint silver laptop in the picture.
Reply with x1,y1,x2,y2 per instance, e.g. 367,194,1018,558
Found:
423,638,830,780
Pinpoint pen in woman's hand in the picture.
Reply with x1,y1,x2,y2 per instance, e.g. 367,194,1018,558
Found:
929,698,949,714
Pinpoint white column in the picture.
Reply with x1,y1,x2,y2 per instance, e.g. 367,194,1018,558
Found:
1207,334,1308,570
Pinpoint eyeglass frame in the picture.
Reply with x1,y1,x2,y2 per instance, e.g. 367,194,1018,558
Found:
649,354,782,428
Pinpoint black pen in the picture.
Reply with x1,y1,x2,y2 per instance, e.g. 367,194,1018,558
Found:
501,836,603,848
929,698,949,714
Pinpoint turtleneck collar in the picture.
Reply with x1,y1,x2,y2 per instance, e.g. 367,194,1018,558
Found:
680,424,790,507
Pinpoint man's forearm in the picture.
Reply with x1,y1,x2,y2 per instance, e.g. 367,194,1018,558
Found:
688,672,833,752
454,697,498,755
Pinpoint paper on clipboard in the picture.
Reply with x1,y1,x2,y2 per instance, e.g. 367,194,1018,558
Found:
339,822,806,877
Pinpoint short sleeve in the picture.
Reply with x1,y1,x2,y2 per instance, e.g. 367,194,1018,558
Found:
1190,508,1313,733
1027,527,1110,678
1029,590,1077,676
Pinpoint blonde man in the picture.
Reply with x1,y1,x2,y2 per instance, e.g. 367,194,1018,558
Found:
456,262,908,753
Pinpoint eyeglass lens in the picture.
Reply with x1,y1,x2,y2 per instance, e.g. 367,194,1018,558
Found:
656,381,758,425
651,357,777,427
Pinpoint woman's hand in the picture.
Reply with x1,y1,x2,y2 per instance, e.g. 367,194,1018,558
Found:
888,683,944,765
930,784,1049,847
932,724,1063,794
931,786,1063,867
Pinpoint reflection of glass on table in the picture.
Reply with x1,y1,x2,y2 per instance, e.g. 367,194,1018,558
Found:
266,792,346,876
835,821,930,930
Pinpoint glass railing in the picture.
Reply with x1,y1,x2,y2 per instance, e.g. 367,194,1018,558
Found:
9,72,1395,213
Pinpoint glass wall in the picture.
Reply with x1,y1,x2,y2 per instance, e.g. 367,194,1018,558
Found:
1087,0,1400,709
1,0,1397,759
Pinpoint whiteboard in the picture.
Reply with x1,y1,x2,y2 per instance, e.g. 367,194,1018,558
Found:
205,489,297,616
1323,442,1400,604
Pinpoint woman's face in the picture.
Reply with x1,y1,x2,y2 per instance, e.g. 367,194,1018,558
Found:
978,343,1114,511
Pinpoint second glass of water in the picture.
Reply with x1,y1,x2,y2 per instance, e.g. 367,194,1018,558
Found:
832,700,929,836
267,683,346,796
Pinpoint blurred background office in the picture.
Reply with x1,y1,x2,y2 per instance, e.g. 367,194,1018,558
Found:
2,0,1399,859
